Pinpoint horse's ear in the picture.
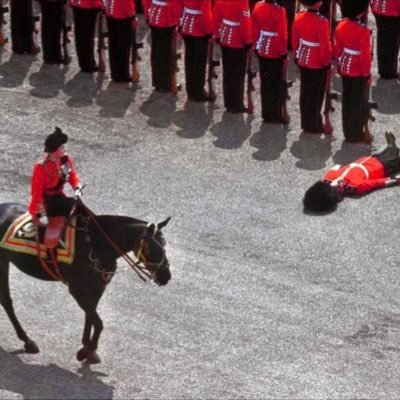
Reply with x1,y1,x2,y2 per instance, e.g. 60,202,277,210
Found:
145,223,156,237
157,217,171,230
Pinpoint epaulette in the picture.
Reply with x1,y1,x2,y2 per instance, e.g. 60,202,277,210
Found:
37,157,48,166
317,12,327,20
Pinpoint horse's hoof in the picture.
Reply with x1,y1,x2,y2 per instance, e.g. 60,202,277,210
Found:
76,347,89,362
85,351,101,365
25,340,39,354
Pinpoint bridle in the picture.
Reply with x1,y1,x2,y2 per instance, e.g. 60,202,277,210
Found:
77,200,167,283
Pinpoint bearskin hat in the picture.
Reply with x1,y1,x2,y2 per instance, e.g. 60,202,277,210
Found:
44,127,68,153
299,0,322,6
303,181,342,212
340,0,369,19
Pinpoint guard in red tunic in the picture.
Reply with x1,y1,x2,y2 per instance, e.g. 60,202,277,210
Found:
371,0,400,79
179,0,213,101
70,0,103,73
303,132,400,212
35,0,66,64
142,0,183,92
334,0,372,143
292,0,332,133
213,0,252,113
252,0,288,122
103,0,138,82
29,127,82,254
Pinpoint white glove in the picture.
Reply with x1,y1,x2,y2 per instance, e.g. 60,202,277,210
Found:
74,185,83,198
39,213,49,226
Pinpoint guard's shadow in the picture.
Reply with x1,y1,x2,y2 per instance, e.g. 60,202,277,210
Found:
290,132,334,170
332,141,372,165
96,80,136,118
174,100,215,139
139,90,178,128
0,347,114,399
372,79,400,115
210,111,253,149
63,71,102,108
0,53,36,88
249,122,288,161
29,64,68,99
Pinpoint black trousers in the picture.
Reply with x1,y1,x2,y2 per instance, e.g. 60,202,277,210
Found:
106,16,133,82
375,146,400,177
10,0,33,54
341,76,368,143
45,194,74,217
150,26,175,91
374,14,400,79
277,0,295,50
182,35,208,99
39,0,64,64
72,7,100,72
221,45,247,112
299,66,327,133
258,57,284,122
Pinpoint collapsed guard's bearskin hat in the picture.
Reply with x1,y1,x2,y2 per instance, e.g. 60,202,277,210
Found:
44,127,68,153
303,181,342,212
300,0,322,6
340,0,370,19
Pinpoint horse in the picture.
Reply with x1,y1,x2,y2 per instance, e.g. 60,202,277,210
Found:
0,201,171,364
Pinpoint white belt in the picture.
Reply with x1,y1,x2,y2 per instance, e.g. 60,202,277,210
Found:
260,30,278,37
184,7,202,15
222,19,240,27
331,159,370,185
152,0,167,6
343,47,361,56
300,38,320,47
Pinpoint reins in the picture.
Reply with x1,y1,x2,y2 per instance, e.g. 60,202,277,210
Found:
77,200,153,283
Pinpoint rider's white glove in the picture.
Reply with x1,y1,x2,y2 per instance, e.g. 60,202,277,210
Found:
39,213,49,226
74,185,83,198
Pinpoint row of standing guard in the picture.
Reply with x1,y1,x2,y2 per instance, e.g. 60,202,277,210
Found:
0,0,399,144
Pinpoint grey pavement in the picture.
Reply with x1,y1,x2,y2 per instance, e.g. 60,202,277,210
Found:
1,12,400,400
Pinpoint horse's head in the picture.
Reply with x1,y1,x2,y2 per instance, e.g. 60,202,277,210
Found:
134,217,171,286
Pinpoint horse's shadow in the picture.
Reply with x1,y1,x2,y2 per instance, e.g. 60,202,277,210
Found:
210,111,253,149
173,100,215,139
96,80,136,118
63,71,102,108
290,132,334,170
249,122,288,161
0,347,114,400
29,64,68,99
0,53,36,88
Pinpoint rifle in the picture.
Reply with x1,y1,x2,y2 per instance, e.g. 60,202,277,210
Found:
281,57,292,124
323,66,334,134
170,28,182,94
0,1,8,46
61,2,72,65
246,48,256,113
207,38,220,102
131,21,143,83
97,10,108,73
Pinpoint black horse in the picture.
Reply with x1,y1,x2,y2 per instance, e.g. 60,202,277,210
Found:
0,202,171,364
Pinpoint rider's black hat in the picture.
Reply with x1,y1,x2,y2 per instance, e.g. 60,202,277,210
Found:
44,127,68,153
340,0,370,19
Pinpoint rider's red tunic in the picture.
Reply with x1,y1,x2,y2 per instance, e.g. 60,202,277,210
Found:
28,155,80,215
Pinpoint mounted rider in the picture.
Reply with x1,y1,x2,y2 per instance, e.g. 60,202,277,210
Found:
28,127,82,259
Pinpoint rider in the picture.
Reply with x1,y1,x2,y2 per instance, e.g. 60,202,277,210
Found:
28,127,83,259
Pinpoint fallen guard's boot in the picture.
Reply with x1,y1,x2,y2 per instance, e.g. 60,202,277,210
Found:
385,131,397,148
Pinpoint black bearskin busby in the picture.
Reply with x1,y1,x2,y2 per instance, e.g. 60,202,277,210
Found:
300,0,322,6
303,181,342,212
340,0,369,19
44,127,68,153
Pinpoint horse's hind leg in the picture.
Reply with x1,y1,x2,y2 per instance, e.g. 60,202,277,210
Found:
0,254,39,354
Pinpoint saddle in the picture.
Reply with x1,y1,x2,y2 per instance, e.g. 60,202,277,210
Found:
0,212,77,265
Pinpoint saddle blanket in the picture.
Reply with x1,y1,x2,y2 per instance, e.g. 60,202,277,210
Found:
0,212,76,264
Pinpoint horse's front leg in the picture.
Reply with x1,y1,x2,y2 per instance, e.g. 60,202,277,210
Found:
76,315,92,362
